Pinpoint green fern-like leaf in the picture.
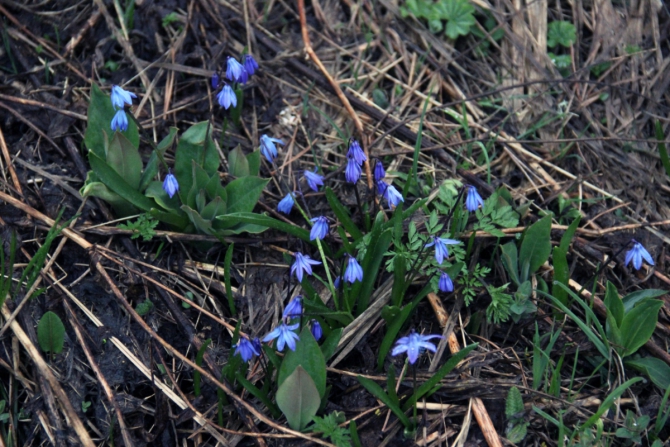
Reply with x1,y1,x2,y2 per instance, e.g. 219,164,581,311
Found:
506,386,524,417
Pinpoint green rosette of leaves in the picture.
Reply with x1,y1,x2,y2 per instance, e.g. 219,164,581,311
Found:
81,84,269,237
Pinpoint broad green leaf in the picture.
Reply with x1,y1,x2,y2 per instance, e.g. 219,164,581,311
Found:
106,132,142,189
145,181,181,211
626,357,670,390
276,366,321,430
351,224,392,314
228,146,250,178
439,0,475,39
547,21,577,48
519,215,552,282
551,246,569,306
85,84,139,158
278,327,327,398
174,121,218,197
220,212,313,246
181,205,214,235
325,187,363,242
559,216,580,251
139,127,178,192
201,197,226,221
88,151,155,214
320,327,342,362
235,371,281,418
620,299,663,357
356,375,412,428
500,241,519,285
603,281,623,327
224,177,269,215
187,162,212,210
622,289,667,313
81,180,135,217
247,150,261,176
37,311,65,354
605,309,623,356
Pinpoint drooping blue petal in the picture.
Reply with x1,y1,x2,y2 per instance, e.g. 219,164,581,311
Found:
211,72,220,89
345,155,362,183
311,320,323,341
260,134,284,163
304,169,324,192
383,184,404,208
277,193,295,214
110,109,129,132
217,84,237,109
283,296,302,320
310,216,329,241
439,272,453,292
162,172,179,198
625,240,654,270
234,336,260,362
344,256,363,283
226,57,246,83
347,139,367,165
110,85,137,110
425,236,460,264
244,54,259,76
392,330,443,364
465,186,484,212
374,160,386,182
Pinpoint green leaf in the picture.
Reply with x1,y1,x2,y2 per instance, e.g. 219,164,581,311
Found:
506,386,524,417
221,212,314,246
620,299,663,357
139,127,178,192
356,375,412,429
655,120,670,178
622,289,667,313
547,20,577,48
85,84,139,159
193,339,211,397
276,366,321,431
320,328,342,362
278,327,327,398
106,132,143,189
228,146,250,178
37,311,65,354
81,180,136,217
325,187,363,242
559,216,581,252
88,151,155,214
603,281,623,327
439,0,476,39
351,224,392,314
500,241,519,285
519,215,552,282
181,205,214,235
579,378,642,432
247,150,261,177
626,357,670,390
174,121,218,198
223,177,269,215
552,246,569,306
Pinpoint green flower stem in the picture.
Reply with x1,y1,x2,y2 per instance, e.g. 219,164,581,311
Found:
315,237,338,310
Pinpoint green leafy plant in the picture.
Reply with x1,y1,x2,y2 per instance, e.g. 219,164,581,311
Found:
134,299,154,316
118,214,159,241
37,311,66,358
505,386,528,443
472,189,519,237
547,21,576,48
615,409,649,444
400,0,476,40
310,412,351,447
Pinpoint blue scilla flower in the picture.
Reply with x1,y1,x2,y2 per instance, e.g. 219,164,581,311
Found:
425,236,460,265
262,322,300,351
234,336,260,362
217,84,237,109
347,139,366,165
439,272,453,293
283,296,302,320
383,184,404,208
304,169,324,192
111,109,129,132
277,193,295,214
311,320,322,341
392,330,444,364
465,185,484,212
163,171,179,198
110,85,136,110
374,160,386,182
376,180,388,196
291,252,321,282
310,216,329,241
260,134,284,163
226,57,245,82
344,255,363,283
625,240,654,270
244,54,259,76
211,72,220,89
345,154,362,183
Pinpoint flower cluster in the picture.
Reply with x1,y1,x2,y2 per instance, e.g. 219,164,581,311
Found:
374,160,404,208
109,85,136,132
215,54,259,110
345,139,366,183
234,336,261,362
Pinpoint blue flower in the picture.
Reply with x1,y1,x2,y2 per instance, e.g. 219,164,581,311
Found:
344,255,363,283
347,139,366,165
391,330,443,364
625,240,654,270
283,296,302,320
376,180,388,196
291,252,321,282
211,72,220,89
234,336,260,362
439,272,453,293
252,337,262,354
465,186,484,212
425,236,460,265
383,184,404,208
311,320,322,341
304,169,324,192
110,85,136,110
374,160,386,182
333,275,342,289
262,322,300,351
110,110,129,132
260,134,284,163
277,193,295,214
163,171,179,198
226,56,247,83
345,154,362,183
310,216,329,241
217,84,237,109
244,54,259,76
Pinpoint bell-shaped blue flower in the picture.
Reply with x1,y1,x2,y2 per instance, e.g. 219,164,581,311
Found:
311,320,322,341
277,193,295,214
163,171,179,198
624,240,654,270
310,216,329,241
345,154,362,183
425,236,460,264
376,180,388,196
439,272,453,293
217,84,237,109
226,56,247,83
260,134,284,163
111,110,129,132
347,139,366,165
234,336,260,362
392,330,444,364
344,255,363,283
383,184,404,208
290,252,321,282
262,322,300,351
283,296,302,320
374,160,386,182
211,72,220,89
304,169,324,192
244,54,259,76
465,186,484,212
110,85,136,110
